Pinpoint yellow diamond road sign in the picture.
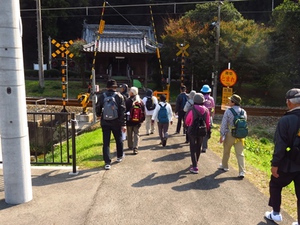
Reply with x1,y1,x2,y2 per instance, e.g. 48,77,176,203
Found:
51,39,74,58
176,43,190,57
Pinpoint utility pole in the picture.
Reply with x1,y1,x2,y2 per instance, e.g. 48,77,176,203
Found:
212,1,222,103
0,0,33,204
36,0,44,88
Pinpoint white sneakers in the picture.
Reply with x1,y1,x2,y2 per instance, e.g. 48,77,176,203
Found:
292,222,299,225
238,172,245,178
264,211,283,223
218,164,229,172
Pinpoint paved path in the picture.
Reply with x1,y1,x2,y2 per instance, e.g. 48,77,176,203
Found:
0,122,296,225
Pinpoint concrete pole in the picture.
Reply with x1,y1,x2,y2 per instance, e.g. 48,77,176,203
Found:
0,1,33,204
212,1,221,104
36,0,44,88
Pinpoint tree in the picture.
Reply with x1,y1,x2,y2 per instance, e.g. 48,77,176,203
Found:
69,39,87,87
161,2,271,91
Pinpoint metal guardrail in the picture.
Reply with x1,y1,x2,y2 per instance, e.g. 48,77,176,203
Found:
27,112,77,173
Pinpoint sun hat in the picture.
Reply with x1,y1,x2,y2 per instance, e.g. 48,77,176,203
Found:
130,87,138,96
188,90,196,99
228,94,242,104
107,79,118,88
193,93,205,105
200,85,211,93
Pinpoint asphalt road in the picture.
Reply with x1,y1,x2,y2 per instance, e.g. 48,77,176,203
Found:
0,122,296,225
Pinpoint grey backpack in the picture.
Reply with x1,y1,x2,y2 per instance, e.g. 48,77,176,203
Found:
102,92,118,120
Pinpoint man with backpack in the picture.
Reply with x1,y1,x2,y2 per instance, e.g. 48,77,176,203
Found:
185,93,210,174
96,79,126,170
142,89,158,135
200,84,215,153
125,86,145,154
219,94,247,178
151,94,173,147
264,88,300,225
175,85,189,134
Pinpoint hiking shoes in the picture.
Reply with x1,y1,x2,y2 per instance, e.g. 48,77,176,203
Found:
189,167,199,174
292,222,299,225
117,153,125,163
238,172,245,178
201,148,207,153
218,164,229,172
104,164,111,170
265,211,282,223
133,148,138,155
162,139,167,147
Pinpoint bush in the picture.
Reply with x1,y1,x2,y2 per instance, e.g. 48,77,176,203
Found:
25,69,38,78
44,69,60,78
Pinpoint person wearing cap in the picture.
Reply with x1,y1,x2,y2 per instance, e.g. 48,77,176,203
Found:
175,85,189,134
120,84,129,101
219,94,247,178
125,86,145,154
151,94,173,147
142,89,158,135
185,93,210,174
200,84,215,153
96,79,126,170
183,90,196,143
264,88,300,225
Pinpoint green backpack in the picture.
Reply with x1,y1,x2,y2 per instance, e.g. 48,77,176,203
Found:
229,108,248,138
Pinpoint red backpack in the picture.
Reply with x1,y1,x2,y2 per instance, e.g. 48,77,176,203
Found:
130,101,145,123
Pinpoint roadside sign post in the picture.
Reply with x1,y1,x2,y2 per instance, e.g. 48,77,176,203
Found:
51,39,74,112
176,43,189,86
220,69,237,110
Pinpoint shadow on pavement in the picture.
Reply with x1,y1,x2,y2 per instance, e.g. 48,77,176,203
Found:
31,168,99,187
172,169,242,192
132,168,188,187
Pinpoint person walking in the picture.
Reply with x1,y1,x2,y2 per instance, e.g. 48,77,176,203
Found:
151,94,173,147
219,94,247,178
264,88,300,225
125,87,145,155
142,89,158,135
185,93,210,174
96,79,126,170
183,90,196,143
200,84,215,153
175,85,188,135
120,83,129,101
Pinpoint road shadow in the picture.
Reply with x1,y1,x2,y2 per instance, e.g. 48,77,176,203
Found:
172,169,242,192
152,151,189,162
132,168,189,187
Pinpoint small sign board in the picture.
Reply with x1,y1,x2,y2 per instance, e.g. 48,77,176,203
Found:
220,69,237,87
221,87,233,110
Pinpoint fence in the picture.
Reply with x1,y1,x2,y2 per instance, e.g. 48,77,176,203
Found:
27,112,77,173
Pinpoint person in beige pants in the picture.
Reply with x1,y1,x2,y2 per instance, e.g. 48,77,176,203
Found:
219,94,247,178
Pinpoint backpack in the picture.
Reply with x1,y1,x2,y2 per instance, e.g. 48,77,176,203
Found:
146,96,156,111
204,95,213,110
187,108,207,137
157,103,169,123
102,92,118,120
130,101,145,123
229,108,248,138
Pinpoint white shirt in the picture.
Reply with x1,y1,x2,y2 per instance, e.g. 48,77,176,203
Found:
142,96,159,116
151,101,173,122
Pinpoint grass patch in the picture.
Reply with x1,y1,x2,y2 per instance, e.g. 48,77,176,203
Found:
25,80,88,98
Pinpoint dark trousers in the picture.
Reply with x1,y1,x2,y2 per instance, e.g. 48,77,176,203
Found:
189,135,204,168
102,124,123,165
176,110,186,133
157,122,169,142
268,170,300,219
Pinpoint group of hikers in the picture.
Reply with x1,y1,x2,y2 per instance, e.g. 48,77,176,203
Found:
96,79,218,174
96,79,300,225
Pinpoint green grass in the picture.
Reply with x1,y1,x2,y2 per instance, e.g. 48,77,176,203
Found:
25,80,88,98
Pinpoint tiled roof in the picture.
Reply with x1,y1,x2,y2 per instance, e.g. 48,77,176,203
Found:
82,23,158,54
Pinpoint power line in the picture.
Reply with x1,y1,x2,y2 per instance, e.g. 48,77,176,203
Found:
20,0,249,12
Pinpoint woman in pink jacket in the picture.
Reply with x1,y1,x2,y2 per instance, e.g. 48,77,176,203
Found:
185,93,211,174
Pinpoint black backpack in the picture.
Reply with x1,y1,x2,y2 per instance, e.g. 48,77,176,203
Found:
187,108,207,137
287,116,300,165
145,96,156,110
